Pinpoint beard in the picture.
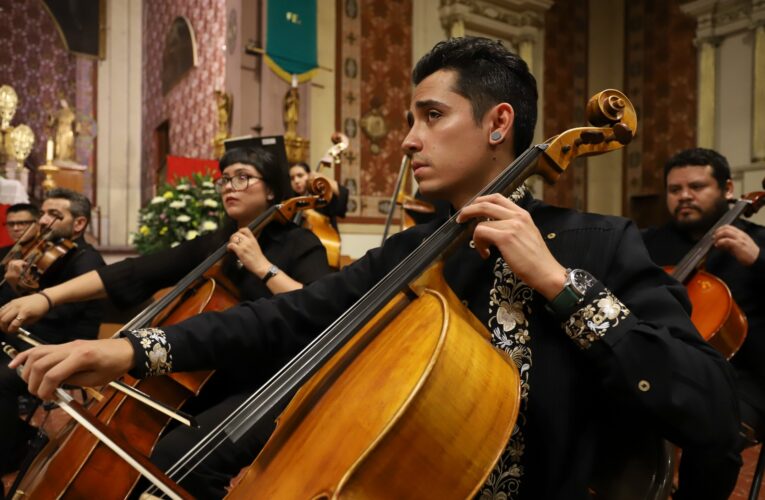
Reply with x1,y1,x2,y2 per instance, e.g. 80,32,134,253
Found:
672,197,730,238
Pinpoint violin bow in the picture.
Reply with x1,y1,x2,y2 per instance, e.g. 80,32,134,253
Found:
16,328,197,428
1,342,193,500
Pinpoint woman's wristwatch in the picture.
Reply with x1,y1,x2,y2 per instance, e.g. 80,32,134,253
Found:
261,264,280,284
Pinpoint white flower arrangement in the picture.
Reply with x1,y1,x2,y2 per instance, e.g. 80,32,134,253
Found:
133,172,224,254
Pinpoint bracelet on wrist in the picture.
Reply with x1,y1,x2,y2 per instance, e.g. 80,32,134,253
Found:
38,290,54,311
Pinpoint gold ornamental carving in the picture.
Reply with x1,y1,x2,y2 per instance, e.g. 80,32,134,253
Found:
213,90,232,159
48,99,77,162
283,76,309,164
360,108,387,155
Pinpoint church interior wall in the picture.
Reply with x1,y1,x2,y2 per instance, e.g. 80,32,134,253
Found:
4,0,765,253
141,0,226,197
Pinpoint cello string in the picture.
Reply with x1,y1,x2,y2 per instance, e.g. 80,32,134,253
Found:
148,145,546,494
672,199,750,282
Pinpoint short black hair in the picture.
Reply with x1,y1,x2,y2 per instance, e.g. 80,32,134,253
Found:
45,188,92,224
7,203,40,219
291,162,311,174
219,147,290,204
412,36,538,156
664,148,731,189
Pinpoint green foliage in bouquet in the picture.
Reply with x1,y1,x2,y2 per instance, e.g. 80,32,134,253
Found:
132,173,223,254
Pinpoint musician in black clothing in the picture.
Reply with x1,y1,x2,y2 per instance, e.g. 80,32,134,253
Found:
0,189,104,475
642,147,765,499
289,161,349,230
6,38,741,499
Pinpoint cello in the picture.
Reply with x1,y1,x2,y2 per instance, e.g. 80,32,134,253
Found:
137,89,637,499
664,190,765,359
293,133,349,268
8,182,333,500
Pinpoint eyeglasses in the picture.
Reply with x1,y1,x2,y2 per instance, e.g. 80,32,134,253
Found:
214,174,263,193
4,220,36,228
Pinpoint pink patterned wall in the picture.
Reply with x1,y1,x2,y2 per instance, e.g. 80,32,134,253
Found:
142,0,226,201
0,0,96,190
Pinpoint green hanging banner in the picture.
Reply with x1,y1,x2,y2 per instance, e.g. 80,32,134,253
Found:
265,0,318,83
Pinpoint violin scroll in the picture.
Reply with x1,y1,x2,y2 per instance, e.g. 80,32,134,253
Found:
537,89,637,184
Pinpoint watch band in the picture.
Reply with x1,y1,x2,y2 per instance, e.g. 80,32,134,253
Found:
261,264,279,284
545,285,582,318
545,268,590,318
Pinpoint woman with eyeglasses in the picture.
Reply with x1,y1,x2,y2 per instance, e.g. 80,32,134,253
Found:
0,147,331,496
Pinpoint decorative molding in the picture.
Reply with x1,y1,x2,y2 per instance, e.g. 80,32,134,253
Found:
681,0,762,40
439,0,553,43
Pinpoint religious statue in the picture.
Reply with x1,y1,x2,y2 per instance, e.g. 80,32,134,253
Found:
282,76,309,164
283,86,299,138
49,99,77,162
213,90,232,159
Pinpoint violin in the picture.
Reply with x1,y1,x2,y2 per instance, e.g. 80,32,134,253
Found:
294,133,349,268
8,183,333,499
16,235,77,293
0,214,77,294
137,90,638,499
663,190,765,359
0,220,40,268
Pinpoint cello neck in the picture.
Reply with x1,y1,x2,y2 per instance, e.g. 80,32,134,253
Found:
671,199,751,282
120,205,281,332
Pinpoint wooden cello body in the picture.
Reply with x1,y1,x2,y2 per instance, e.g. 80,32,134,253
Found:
664,266,747,359
11,275,238,499
298,209,341,268
229,267,520,499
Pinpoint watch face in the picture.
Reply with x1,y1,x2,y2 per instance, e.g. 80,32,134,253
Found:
571,269,595,296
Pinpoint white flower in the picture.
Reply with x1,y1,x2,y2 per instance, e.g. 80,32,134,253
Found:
202,181,215,188
203,199,218,208
170,241,180,248
201,220,218,231
176,183,191,191
185,230,199,240
150,196,166,204
597,296,622,320
169,200,186,209
496,301,525,332
176,215,191,223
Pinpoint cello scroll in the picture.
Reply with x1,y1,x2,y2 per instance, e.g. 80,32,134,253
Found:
537,89,637,184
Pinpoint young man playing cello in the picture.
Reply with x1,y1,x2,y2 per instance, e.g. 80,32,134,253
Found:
642,147,765,499
5,37,739,498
